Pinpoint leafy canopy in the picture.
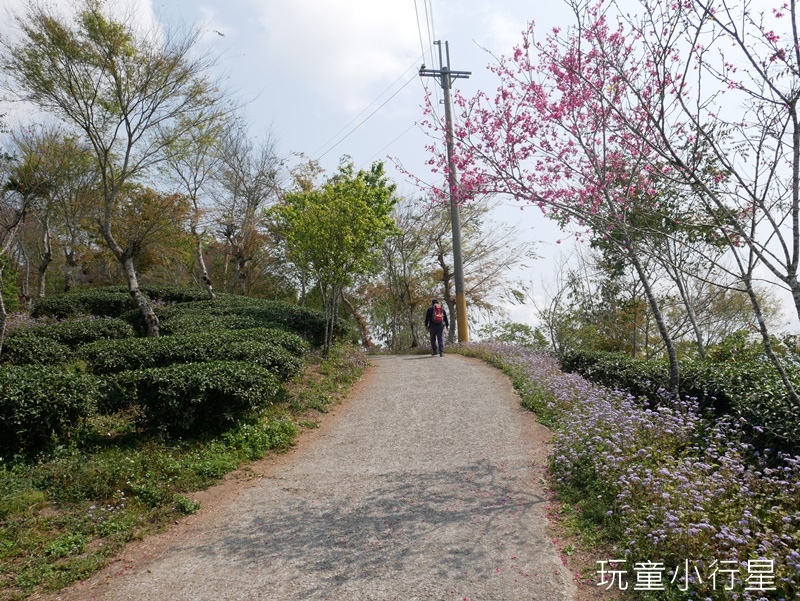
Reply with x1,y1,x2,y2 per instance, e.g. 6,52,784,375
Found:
275,161,398,290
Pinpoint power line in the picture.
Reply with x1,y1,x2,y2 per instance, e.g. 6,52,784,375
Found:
311,53,426,161
315,74,419,162
426,0,437,49
413,0,427,66
359,123,418,170
421,0,439,106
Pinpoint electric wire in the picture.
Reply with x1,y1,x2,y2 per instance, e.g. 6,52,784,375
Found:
315,74,419,162
426,0,437,51
310,53,426,161
421,0,440,107
359,122,418,170
310,0,441,170
413,0,427,66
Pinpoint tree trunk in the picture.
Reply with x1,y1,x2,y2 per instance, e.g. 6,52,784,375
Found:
341,290,372,350
192,225,216,300
36,216,52,299
228,253,247,295
123,256,159,336
745,275,800,408
401,282,420,348
406,304,420,348
624,237,680,394
299,269,308,307
445,297,457,344
64,248,77,292
0,268,7,357
789,276,800,325
666,263,706,359
16,241,31,310
102,218,159,336
318,281,332,358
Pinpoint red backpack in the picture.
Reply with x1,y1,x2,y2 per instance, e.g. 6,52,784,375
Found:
433,304,443,324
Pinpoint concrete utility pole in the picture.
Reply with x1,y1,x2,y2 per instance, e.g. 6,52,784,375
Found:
419,41,471,343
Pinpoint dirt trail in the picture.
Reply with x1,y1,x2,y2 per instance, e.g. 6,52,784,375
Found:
48,354,576,601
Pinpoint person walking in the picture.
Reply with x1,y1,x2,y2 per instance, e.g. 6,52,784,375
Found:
424,298,449,356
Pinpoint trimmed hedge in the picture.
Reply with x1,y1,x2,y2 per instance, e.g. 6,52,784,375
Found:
31,289,329,347
78,328,307,378
154,298,327,343
1,334,73,366
31,290,135,319
0,366,100,456
138,285,214,304
115,361,282,436
559,350,800,453
153,312,267,335
10,317,135,348
30,286,214,320
560,350,666,401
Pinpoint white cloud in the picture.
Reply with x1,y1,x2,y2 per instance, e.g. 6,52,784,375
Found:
247,0,421,112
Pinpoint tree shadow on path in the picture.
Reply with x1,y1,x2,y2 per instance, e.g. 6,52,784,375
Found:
176,458,549,599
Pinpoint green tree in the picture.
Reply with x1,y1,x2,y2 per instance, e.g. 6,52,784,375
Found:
163,112,231,300
213,121,282,295
476,320,548,349
272,160,397,356
1,0,224,335
7,124,101,300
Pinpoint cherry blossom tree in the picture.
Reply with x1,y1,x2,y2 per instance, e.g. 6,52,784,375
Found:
423,0,800,398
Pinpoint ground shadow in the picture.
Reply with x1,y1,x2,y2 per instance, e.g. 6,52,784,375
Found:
179,458,547,599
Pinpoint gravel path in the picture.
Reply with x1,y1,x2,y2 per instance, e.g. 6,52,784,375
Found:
51,354,576,601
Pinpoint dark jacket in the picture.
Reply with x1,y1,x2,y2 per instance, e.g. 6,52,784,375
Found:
425,303,449,329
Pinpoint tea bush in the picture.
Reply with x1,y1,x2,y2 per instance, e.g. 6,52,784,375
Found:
9,317,135,348
79,328,307,377
154,312,266,335
119,361,282,436
30,286,218,320
0,365,100,456
0,333,73,366
560,349,800,453
154,297,327,342
31,289,135,318
138,285,214,304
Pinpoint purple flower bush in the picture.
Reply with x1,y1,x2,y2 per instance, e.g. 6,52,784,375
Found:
464,343,800,600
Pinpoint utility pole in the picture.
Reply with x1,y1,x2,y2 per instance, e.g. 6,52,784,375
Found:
419,41,471,343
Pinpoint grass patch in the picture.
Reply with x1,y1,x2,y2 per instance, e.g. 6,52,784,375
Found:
0,342,367,600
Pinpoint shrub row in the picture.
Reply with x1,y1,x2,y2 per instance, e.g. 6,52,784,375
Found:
14,317,134,347
0,366,100,456
79,328,306,378
0,358,286,454
1,334,73,366
30,287,329,346
30,286,216,319
560,349,800,453
1,318,136,366
31,290,135,318
111,361,282,436
154,299,327,342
